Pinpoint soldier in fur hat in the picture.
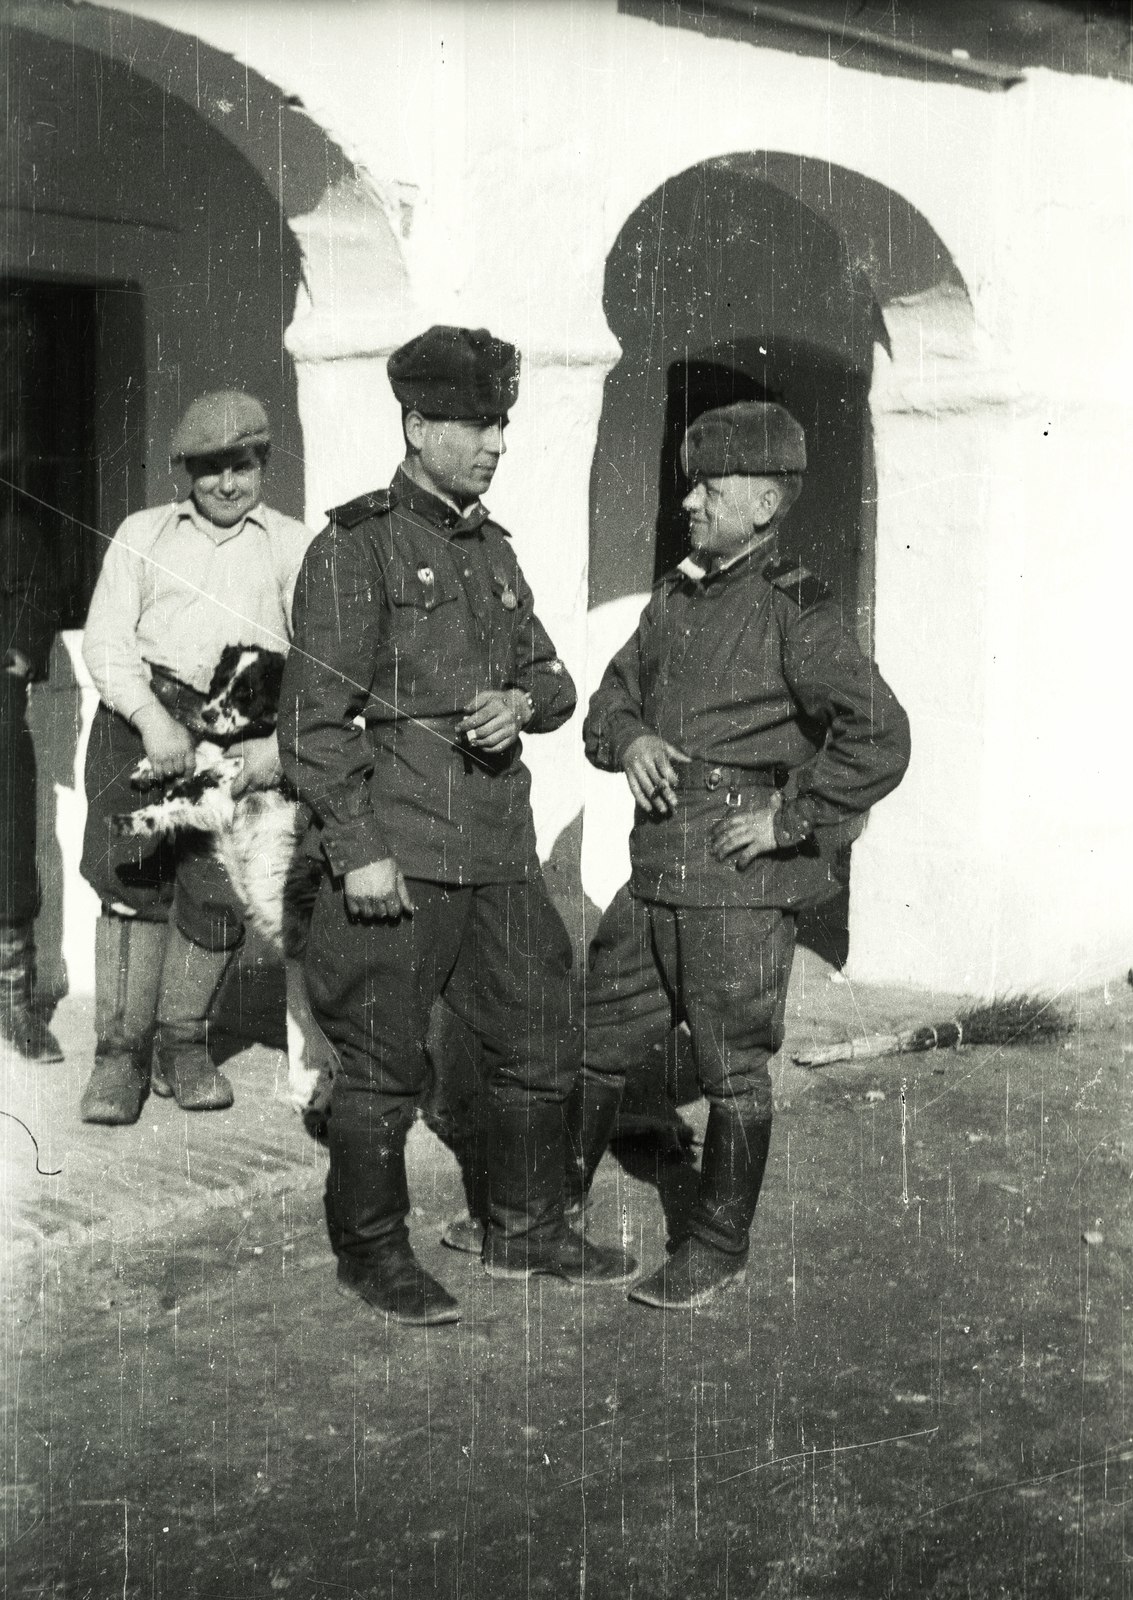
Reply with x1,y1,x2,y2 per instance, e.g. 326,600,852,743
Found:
580,400,911,1310
279,325,635,1326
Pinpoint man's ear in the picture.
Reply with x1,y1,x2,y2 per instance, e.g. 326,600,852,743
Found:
404,411,427,451
751,479,783,529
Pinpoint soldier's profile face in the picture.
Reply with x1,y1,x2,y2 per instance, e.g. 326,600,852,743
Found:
410,415,507,503
683,474,779,557
187,446,265,528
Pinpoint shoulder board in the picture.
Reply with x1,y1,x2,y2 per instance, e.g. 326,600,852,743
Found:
325,489,395,529
763,558,830,611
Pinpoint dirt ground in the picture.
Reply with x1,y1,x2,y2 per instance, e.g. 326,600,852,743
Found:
3,986,1132,1599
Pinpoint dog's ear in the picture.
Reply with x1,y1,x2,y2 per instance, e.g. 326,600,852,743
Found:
207,643,244,698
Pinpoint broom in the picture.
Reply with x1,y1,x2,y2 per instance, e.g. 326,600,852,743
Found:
793,993,1068,1068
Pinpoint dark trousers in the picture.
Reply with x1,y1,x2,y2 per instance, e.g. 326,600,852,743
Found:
1,676,38,925
584,884,795,1123
80,702,244,950
306,872,578,1122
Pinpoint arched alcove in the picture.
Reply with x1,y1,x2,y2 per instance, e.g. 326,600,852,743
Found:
1,6,403,999
584,155,972,962
590,155,967,627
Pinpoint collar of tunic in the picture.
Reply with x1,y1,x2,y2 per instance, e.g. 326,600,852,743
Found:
390,467,490,538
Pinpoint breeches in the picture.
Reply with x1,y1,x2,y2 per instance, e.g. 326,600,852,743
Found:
583,884,795,1121
305,873,578,1122
80,702,245,950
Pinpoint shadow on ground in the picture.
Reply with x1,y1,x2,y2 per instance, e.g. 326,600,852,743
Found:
3,976,1131,1597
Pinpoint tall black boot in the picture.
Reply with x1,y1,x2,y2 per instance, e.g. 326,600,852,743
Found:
328,1104,460,1326
482,1097,637,1285
562,1074,624,1211
630,1105,771,1310
0,919,63,1064
80,914,168,1124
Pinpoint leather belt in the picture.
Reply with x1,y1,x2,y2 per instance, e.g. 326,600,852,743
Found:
674,759,788,799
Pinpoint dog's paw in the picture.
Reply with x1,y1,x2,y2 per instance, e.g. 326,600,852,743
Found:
110,813,143,837
285,1022,338,1117
129,760,160,790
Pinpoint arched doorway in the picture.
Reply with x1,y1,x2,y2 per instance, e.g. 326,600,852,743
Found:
1,10,384,998
584,155,968,964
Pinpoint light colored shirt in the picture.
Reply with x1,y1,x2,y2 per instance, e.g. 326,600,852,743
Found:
82,498,315,722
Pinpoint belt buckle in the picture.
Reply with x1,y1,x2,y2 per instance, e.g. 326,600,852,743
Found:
704,766,723,792
725,789,743,809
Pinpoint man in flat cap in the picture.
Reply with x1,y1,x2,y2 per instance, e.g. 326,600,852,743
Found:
79,391,314,1124
580,400,911,1310
279,324,634,1326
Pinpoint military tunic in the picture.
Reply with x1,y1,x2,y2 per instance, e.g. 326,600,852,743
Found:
580,547,910,1124
281,467,576,886
584,550,911,910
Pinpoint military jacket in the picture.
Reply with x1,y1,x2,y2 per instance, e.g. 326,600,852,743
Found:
584,550,911,909
279,468,576,885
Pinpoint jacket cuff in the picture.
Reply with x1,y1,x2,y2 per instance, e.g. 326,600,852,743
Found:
319,815,392,878
773,796,817,849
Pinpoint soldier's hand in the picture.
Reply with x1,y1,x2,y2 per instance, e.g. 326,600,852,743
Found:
622,733,691,815
457,688,531,753
132,702,197,780
343,858,416,921
710,792,782,869
4,648,32,680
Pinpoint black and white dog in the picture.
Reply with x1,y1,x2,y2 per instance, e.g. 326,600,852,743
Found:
112,643,337,1116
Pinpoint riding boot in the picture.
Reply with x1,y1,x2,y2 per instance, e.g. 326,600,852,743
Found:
630,1104,772,1310
443,1075,623,1255
328,1103,460,1325
0,919,63,1064
152,924,236,1110
80,914,169,1124
562,1074,624,1212
482,1097,637,1285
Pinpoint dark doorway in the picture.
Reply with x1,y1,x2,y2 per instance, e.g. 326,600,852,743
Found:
1,276,146,625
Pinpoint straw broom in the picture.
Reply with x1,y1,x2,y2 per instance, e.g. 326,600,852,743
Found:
793,994,1067,1068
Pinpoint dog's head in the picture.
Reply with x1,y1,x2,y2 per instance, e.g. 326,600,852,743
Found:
199,644,287,739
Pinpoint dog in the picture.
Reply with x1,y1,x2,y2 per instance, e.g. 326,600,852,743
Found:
112,643,337,1117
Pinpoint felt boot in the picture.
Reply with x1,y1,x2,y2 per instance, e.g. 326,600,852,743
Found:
80,914,168,1124
152,924,235,1110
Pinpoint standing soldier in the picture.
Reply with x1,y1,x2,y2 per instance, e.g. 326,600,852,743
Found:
279,325,633,1327
580,401,911,1310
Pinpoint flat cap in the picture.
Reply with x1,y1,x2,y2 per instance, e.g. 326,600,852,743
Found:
388,325,520,419
171,391,271,462
681,402,807,479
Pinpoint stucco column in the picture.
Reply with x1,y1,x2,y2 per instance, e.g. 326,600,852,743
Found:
486,346,619,868
847,285,1025,993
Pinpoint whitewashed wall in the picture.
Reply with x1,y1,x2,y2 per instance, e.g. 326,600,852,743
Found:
31,0,1133,995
